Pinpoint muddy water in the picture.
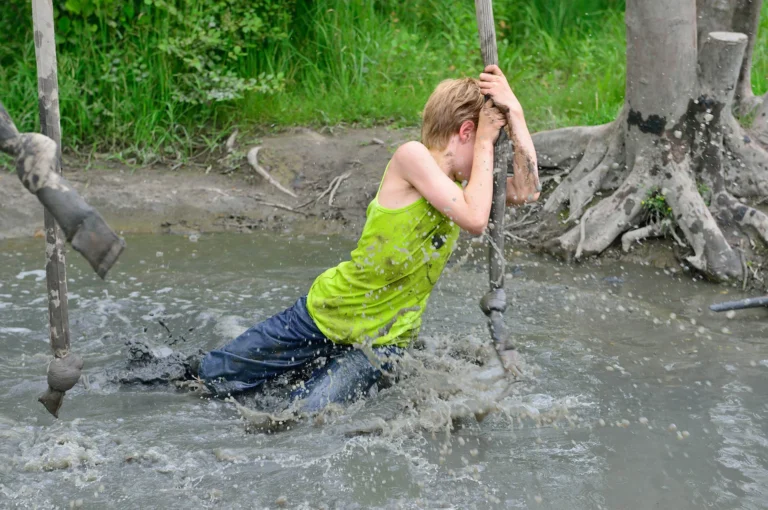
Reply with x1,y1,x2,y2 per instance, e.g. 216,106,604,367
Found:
1,232,767,509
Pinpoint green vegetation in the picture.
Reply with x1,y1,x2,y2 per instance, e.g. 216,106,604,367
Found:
642,183,711,223
642,188,673,222
0,0,766,157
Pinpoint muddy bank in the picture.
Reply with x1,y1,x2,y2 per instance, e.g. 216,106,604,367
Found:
1,125,756,283
0,126,419,240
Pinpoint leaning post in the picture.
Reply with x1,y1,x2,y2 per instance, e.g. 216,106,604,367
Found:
32,0,82,417
475,0,515,369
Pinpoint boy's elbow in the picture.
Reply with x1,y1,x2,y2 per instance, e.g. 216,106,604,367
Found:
465,216,488,236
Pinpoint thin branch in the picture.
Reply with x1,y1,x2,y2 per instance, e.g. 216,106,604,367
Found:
328,172,351,206
246,146,298,199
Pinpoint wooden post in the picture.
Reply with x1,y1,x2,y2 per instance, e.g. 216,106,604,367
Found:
32,0,76,417
475,0,513,354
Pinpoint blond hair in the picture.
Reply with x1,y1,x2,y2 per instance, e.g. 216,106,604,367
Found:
421,78,484,150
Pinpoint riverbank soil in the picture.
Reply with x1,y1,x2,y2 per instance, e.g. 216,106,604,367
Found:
1,125,765,289
0,127,418,240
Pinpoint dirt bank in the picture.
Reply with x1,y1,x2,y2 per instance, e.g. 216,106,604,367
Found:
3,125,762,288
0,126,419,240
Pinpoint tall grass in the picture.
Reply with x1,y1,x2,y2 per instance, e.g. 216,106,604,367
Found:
243,0,629,132
0,0,765,156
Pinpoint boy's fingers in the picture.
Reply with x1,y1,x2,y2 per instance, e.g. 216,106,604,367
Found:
479,73,500,82
484,64,501,75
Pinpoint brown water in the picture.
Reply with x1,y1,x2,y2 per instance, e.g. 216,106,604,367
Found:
0,232,767,509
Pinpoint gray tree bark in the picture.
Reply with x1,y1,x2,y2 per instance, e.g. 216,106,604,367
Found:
731,0,765,113
531,0,768,281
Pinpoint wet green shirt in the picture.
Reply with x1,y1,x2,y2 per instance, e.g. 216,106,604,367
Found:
307,170,461,347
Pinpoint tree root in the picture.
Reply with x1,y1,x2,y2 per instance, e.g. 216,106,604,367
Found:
723,115,768,196
327,172,351,207
715,191,768,245
541,112,626,220
556,168,647,257
532,122,613,170
246,146,298,199
621,222,663,252
549,152,742,281
662,159,742,279
532,28,766,282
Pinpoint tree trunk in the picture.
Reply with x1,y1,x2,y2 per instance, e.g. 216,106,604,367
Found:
696,0,736,47
731,0,764,113
531,0,768,281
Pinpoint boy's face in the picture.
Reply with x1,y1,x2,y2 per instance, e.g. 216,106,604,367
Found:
452,121,477,181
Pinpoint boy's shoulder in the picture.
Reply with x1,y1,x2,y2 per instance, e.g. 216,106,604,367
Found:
392,141,430,172
392,140,429,164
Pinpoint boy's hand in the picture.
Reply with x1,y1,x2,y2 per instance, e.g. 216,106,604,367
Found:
477,100,507,145
479,65,523,117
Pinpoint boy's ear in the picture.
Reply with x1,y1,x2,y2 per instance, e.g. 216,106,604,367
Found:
458,120,475,143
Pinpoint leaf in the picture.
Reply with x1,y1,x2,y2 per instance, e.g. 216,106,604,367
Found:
64,0,81,15
58,16,71,34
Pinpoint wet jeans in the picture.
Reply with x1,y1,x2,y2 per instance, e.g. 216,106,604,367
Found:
198,296,399,412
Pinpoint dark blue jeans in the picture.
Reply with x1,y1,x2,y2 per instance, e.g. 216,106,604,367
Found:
198,296,399,412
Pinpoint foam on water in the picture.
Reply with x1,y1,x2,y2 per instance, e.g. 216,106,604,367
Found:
15,269,46,282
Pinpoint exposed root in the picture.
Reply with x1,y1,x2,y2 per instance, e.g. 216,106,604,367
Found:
663,160,742,279
668,226,688,249
567,124,626,220
738,239,749,291
723,116,768,196
246,146,298,199
541,125,612,215
556,169,647,256
252,198,308,216
715,191,768,245
224,129,238,154
542,113,626,219
328,172,351,207
621,222,663,252
532,28,766,281
736,92,764,118
532,122,612,170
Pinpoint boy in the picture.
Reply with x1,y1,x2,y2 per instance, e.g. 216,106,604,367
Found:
196,65,539,411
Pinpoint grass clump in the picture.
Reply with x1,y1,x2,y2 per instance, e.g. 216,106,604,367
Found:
0,0,765,158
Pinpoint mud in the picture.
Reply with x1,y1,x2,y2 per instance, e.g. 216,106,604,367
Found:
108,339,200,386
0,127,418,241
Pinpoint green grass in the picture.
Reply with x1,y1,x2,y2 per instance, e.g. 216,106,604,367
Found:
0,0,765,158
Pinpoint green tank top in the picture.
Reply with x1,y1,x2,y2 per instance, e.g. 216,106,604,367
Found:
306,166,461,347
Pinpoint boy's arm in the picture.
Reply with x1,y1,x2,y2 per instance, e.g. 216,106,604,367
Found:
393,103,505,235
505,112,539,206
478,65,540,206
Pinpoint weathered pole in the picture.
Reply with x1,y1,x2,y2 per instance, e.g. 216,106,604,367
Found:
475,1,514,366
32,0,82,418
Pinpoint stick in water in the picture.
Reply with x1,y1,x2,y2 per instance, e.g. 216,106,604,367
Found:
29,0,125,417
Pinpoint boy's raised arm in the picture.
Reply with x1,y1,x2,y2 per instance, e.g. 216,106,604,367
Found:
394,102,506,235
478,65,540,206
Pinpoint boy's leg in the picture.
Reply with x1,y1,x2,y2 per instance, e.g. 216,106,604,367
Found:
290,346,401,413
199,296,337,396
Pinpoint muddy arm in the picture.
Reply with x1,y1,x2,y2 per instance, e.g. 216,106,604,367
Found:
0,102,124,278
